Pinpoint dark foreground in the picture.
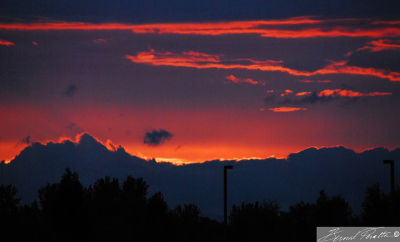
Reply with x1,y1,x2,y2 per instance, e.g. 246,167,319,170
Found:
1,169,400,242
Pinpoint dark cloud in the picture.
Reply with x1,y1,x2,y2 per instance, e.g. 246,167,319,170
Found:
264,91,359,106
66,122,83,133
144,129,173,146
21,135,31,144
64,84,78,97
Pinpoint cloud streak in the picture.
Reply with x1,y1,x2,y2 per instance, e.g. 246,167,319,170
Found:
1,18,400,39
225,75,261,85
126,50,400,81
0,39,14,46
267,107,307,112
265,89,392,106
357,39,400,52
318,89,392,98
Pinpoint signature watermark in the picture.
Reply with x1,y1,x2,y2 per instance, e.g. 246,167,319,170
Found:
317,227,400,242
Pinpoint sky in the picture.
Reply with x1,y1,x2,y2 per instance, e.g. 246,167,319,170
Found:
1,0,400,164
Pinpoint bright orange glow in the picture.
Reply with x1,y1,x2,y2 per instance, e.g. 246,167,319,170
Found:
1,103,398,165
357,39,400,52
225,74,259,85
318,89,392,97
268,107,307,112
280,89,294,96
0,39,14,46
0,18,400,39
126,50,400,81
0,103,347,164
296,91,312,96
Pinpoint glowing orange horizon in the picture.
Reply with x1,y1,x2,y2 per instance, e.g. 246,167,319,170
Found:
0,132,298,165
2,132,395,166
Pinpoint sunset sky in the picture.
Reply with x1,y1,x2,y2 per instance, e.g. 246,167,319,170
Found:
1,0,400,164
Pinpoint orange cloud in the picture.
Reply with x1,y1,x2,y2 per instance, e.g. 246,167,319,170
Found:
0,39,14,46
357,39,400,52
280,89,294,96
126,50,400,81
225,74,259,85
1,18,400,39
314,60,400,81
318,89,392,97
296,91,312,96
268,107,307,112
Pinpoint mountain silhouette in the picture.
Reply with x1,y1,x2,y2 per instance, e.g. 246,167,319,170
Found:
1,133,399,219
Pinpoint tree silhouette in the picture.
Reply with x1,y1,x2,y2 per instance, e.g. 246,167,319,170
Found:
88,176,122,241
0,184,20,240
4,168,400,241
361,184,400,225
229,201,280,241
316,190,352,226
38,168,88,241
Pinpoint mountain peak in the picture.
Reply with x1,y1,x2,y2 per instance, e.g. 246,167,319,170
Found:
76,133,108,152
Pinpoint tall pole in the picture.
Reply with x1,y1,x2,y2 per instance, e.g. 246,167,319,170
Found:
383,160,395,194
224,165,233,225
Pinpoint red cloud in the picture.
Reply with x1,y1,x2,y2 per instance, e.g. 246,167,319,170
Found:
225,75,259,85
126,50,400,81
0,39,15,46
93,38,107,44
357,39,400,52
318,89,392,97
268,107,307,112
372,20,400,25
1,18,400,39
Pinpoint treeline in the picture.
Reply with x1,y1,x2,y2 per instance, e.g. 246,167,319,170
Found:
1,169,400,241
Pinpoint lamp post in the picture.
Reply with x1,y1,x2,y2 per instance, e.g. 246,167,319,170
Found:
383,160,395,194
224,165,233,225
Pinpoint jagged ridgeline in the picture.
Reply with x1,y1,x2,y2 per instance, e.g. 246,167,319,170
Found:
1,133,400,220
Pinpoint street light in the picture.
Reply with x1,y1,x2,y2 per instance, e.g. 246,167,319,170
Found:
224,165,233,225
383,160,395,194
